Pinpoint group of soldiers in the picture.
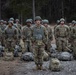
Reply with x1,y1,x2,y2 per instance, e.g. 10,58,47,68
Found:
0,16,76,70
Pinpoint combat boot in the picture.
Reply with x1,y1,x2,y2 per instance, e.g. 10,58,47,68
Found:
38,65,43,70
35,65,39,70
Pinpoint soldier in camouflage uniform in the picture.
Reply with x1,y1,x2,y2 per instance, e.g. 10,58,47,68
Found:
4,21,18,52
14,19,22,45
4,21,7,26
0,28,2,44
31,16,48,70
55,18,70,52
54,20,60,30
54,20,60,50
22,19,32,53
69,20,76,50
0,20,6,46
70,21,76,58
9,18,14,23
42,19,53,54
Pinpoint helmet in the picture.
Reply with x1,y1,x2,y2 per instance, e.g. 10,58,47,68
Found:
57,20,60,23
15,19,19,22
72,20,76,24
26,19,32,23
0,20,4,23
42,19,49,24
4,21,7,24
8,20,13,24
9,17,14,21
74,21,76,24
60,18,65,22
35,16,42,21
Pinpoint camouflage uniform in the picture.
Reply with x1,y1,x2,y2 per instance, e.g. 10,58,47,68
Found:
0,20,6,46
42,19,53,54
22,19,32,53
0,28,2,43
4,22,18,52
55,18,69,52
14,19,22,45
69,20,76,50
70,22,76,58
54,20,60,50
31,16,48,69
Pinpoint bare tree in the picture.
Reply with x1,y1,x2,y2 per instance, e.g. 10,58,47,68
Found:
0,0,1,19
32,0,35,21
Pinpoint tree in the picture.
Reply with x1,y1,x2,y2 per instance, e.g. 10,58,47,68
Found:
0,0,76,23
0,0,1,19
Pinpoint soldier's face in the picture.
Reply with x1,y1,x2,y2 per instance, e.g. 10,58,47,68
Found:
27,22,31,26
60,21,64,25
9,23,12,27
16,21,19,24
35,20,41,25
1,22,3,25
44,24,48,27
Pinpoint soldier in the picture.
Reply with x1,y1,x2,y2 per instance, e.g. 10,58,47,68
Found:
14,19,22,44
0,20,6,46
54,20,60,50
0,20,6,32
9,17,14,23
70,21,76,58
4,21,18,52
55,18,70,52
22,19,32,53
4,21,7,26
69,20,76,50
54,20,60,30
31,16,48,70
69,20,76,31
14,19,21,30
42,19,53,54
0,27,2,44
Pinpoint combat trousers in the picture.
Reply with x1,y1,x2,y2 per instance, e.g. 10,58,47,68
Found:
33,44,44,65
57,37,68,52
22,40,32,53
45,39,52,54
55,38,59,50
5,39,15,52
72,39,76,58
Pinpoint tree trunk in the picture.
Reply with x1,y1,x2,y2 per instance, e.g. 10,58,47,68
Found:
32,0,35,21
0,0,1,19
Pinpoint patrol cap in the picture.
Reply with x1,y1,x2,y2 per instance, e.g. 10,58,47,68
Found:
26,19,32,23
42,19,49,24
35,16,42,21
60,18,65,22
9,17,14,21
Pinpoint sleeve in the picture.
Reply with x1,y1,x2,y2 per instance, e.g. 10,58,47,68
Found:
49,27,53,40
21,27,26,40
14,28,18,39
43,27,48,44
30,26,35,42
54,26,59,38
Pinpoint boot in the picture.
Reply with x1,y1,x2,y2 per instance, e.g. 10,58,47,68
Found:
38,65,43,70
35,65,39,70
